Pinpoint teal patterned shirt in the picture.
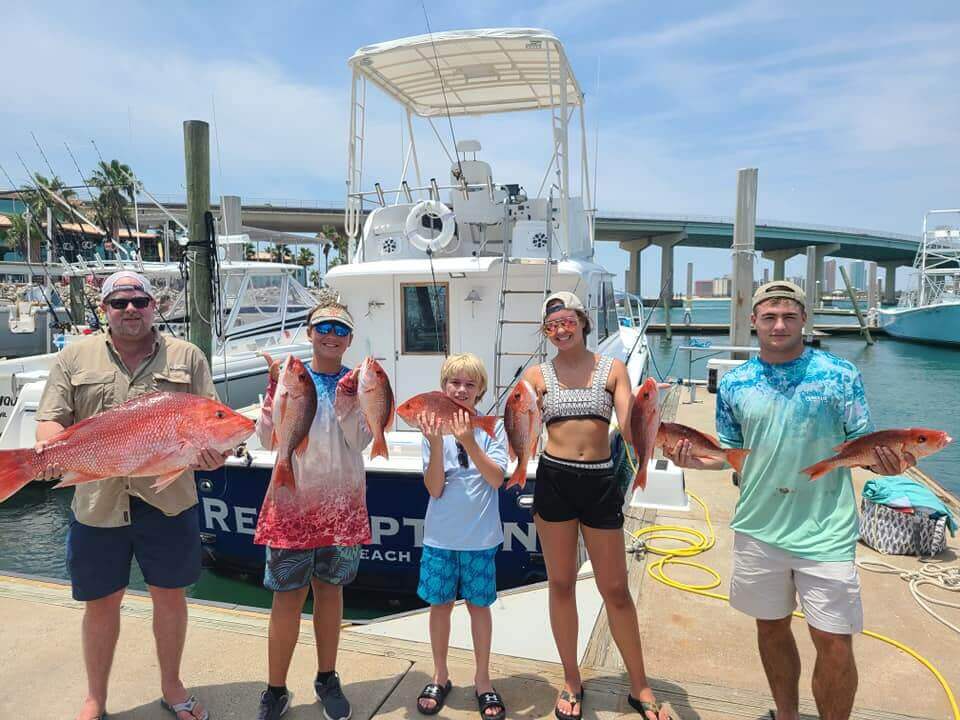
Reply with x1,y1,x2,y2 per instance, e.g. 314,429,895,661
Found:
716,348,874,561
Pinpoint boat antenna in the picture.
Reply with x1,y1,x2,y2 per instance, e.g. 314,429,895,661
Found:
211,94,224,193
623,273,673,369
592,58,600,210
419,0,465,182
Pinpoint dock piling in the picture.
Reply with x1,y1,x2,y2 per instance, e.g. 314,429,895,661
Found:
729,168,757,359
183,120,213,363
840,265,874,345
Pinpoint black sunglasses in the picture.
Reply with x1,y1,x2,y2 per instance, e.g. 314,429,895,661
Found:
107,297,151,310
455,441,469,469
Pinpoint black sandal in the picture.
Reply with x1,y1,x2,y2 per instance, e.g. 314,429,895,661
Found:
417,680,452,715
628,694,677,719
476,689,506,720
554,687,584,720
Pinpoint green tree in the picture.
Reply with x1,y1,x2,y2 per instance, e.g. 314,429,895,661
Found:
318,225,348,269
88,159,135,242
20,174,79,224
296,247,315,269
4,214,38,261
243,242,256,261
269,243,292,264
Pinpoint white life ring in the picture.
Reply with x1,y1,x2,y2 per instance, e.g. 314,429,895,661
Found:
405,200,456,253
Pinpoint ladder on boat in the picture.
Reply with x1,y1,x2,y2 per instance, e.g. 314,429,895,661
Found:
490,200,556,415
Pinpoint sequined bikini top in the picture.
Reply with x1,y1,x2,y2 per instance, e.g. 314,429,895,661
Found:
540,355,615,426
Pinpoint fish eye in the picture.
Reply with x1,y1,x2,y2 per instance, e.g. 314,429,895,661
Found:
918,435,927,443
215,410,225,419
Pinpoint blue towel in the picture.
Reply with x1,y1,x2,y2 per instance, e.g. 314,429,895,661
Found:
862,476,957,535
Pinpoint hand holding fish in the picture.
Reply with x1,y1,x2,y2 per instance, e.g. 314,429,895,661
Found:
663,439,725,470
417,411,444,445
190,447,231,471
865,446,916,475
450,410,475,444
801,428,951,481
33,441,64,481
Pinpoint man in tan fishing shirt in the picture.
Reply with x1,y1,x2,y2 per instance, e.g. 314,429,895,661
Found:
34,270,228,720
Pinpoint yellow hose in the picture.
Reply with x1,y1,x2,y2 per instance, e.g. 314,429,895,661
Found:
626,463,959,718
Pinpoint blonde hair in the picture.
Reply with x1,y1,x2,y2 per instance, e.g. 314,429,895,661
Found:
440,353,488,400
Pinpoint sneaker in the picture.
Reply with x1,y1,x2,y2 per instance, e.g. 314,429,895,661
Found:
256,689,292,720
315,672,352,720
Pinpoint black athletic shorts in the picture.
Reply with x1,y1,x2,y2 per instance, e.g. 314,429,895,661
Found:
532,453,625,529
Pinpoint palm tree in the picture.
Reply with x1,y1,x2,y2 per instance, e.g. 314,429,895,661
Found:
296,247,315,268
87,160,135,242
20,174,79,224
269,243,292,264
319,225,348,269
4,214,38,262
243,242,256,261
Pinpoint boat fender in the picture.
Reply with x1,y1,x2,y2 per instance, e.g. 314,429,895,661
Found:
405,200,456,253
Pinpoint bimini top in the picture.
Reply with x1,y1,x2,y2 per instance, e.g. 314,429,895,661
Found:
348,28,583,117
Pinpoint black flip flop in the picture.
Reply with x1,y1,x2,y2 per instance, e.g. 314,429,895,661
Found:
417,680,452,715
628,694,678,719
476,689,506,720
554,687,584,720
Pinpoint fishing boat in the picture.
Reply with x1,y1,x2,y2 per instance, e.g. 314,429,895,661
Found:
195,28,650,601
878,209,960,346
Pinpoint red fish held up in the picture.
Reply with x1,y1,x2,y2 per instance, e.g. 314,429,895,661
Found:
337,357,394,460
802,428,952,481
656,422,750,473
504,380,542,489
396,391,497,439
0,392,254,503
628,377,671,491
267,354,318,489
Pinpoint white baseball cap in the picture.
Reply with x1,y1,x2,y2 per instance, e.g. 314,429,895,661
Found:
100,271,155,301
541,291,586,320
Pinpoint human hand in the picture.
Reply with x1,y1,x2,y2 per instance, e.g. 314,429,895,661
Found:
192,448,231,471
33,441,64,481
418,411,444,444
866,445,915,475
662,439,712,470
451,410,474,444
338,367,359,396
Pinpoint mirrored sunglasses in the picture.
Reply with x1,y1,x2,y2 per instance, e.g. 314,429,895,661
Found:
543,317,579,336
107,297,151,310
313,321,351,337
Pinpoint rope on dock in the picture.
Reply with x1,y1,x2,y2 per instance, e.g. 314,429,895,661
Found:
857,558,960,635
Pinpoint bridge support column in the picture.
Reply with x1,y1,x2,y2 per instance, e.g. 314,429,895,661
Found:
619,239,651,297
881,262,900,305
762,248,803,281
652,233,686,339
813,244,840,306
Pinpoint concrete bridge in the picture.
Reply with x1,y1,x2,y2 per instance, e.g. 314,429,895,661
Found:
135,201,919,304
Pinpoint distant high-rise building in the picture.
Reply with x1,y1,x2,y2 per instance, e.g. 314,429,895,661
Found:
850,261,867,291
788,275,806,291
824,260,837,293
694,280,713,297
712,276,732,297
762,268,770,284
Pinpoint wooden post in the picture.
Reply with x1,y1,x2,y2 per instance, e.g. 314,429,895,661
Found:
804,246,816,340
183,120,212,363
69,277,85,325
730,168,757,359
840,265,873,345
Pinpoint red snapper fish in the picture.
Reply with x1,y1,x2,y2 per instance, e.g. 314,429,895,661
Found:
396,392,497,438
0,392,254,503
504,380,542,489
628,377,670,491
802,428,952,481
266,354,318,489
336,357,394,460
656,422,750,473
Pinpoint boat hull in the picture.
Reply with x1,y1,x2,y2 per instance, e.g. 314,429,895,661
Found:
195,465,545,601
878,302,960,346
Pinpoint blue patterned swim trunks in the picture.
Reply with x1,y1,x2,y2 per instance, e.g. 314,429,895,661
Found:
417,545,499,607
264,545,361,592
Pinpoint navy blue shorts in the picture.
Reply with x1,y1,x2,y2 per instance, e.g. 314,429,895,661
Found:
66,499,201,601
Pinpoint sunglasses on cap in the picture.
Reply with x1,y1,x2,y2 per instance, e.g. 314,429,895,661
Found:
312,321,352,337
107,297,151,310
543,317,579,336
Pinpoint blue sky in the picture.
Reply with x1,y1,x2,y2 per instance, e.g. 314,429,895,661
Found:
2,1,958,293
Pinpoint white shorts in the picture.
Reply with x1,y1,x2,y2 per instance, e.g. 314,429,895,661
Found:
729,532,863,635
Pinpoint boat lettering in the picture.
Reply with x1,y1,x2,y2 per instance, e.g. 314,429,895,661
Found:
360,549,412,562
0,395,15,407
200,499,537,551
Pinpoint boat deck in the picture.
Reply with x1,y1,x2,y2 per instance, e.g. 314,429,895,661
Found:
2,391,958,719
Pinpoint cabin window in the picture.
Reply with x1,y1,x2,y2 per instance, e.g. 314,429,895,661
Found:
401,283,448,354
598,280,618,341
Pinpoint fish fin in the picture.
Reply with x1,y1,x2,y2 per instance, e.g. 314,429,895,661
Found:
293,434,310,458
150,469,188,492
832,439,854,453
369,432,390,461
475,414,497,439
0,450,38,502
801,457,837,481
506,462,526,490
52,469,102,489
724,448,751,474
271,459,296,489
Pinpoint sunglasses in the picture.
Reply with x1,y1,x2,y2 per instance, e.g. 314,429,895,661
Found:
312,321,351,337
107,297,151,310
543,317,579,336
455,441,469,469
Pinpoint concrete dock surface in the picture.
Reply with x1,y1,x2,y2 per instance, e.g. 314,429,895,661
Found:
1,390,957,720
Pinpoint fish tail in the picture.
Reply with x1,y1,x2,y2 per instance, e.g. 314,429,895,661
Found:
506,461,527,490
370,430,390,461
272,458,296,489
724,448,751,474
801,458,837,481
475,414,497,439
0,450,38,503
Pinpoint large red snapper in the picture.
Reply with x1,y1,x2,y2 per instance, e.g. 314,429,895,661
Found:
802,428,952,481
656,422,750,473
268,354,318,489
628,377,666,491
396,392,497,438
504,380,541,489
356,357,394,460
0,392,254,502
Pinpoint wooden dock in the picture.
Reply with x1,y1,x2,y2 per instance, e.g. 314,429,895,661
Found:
1,391,957,719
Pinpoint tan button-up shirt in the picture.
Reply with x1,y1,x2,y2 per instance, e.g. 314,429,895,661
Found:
35,331,218,527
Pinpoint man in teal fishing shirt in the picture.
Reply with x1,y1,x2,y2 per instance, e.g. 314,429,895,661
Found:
666,281,912,720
